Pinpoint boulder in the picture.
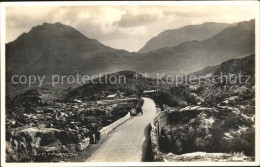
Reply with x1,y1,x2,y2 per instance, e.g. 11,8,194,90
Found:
66,144,76,153
77,138,90,151
237,86,251,97
44,108,56,113
6,141,14,155
76,143,83,151
227,96,243,105
33,137,41,148
17,127,79,148
12,139,19,151
38,131,57,146
73,99,82,103
55,130,80,144
82,128,89,134
40,146,57,153
178,101,188,107
18,141,27,154
61,145,68,152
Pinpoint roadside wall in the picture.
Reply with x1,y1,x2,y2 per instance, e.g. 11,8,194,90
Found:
150,112,163,161
100,113,131,136
76,113,130,152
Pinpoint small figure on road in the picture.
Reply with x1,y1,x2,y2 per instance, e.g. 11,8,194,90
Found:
89,123,100,144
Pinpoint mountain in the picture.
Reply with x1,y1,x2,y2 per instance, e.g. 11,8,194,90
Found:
138,22,234,53
6,19,255,80
6,22,140,76
191,54,255,77
134,19,255,75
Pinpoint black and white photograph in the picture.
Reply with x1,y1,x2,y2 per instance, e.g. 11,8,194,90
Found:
0,1,259,166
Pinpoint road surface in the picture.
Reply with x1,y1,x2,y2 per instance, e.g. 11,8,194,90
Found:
85,97,156,162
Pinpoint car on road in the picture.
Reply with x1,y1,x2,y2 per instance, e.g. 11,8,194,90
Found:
130,99,144,116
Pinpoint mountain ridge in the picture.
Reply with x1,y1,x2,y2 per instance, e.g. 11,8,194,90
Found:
6,22,135,76
134,19,255,75
6,19,255,78
138,22,235,53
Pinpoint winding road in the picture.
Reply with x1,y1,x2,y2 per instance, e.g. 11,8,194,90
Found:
85,97,156,162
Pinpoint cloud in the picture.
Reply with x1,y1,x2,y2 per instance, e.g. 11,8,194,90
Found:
113,13,159,28
5,5,256,51
162,5,255,18
6,6,56,41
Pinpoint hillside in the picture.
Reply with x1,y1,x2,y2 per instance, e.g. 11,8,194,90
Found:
214,54,255,76
134,19,255,75
64,70,159,101
6,22,141,77
153,54,255,160
138,22,233,53
191,54,255,77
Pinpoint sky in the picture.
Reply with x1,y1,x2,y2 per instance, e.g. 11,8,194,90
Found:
5,4,256,52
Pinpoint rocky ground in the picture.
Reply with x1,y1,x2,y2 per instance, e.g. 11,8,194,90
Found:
153,76,255,161
5,55,256,162
6,89,138,162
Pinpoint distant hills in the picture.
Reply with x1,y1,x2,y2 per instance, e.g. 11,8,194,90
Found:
138,22,234,53
133,19,255,75
65,54,255,101
6,19,255,79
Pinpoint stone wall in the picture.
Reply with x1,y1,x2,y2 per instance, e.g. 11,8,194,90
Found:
76,112,130,152
100,113,130,136
150,112,163,161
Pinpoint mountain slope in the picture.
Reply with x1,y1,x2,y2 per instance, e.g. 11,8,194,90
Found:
65,54,255,101
191,54,255,77
214,54,255,77
138,22,234,53
134,19,255,75
6,22,140,76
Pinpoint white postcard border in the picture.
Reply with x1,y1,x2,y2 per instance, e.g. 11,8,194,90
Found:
1,1,259,166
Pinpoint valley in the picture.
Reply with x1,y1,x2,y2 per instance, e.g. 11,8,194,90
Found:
5,19,256,162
